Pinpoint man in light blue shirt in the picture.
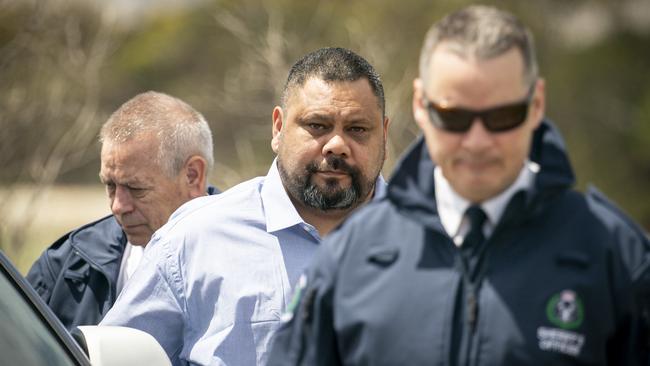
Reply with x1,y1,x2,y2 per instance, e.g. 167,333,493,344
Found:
101,47,390,365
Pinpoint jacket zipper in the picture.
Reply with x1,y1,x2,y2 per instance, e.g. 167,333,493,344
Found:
460,244,489,366
467,291,477,333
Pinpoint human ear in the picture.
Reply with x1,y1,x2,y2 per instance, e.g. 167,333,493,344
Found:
530,78,546,129
271,106,284,154
412,78,429,130
184,155,207,198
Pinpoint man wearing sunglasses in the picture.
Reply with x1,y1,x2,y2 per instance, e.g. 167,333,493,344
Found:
268,5,648,365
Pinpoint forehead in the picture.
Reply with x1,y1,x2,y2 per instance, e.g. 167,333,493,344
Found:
424,45,528,107
286,77,382,121
100,135,162,180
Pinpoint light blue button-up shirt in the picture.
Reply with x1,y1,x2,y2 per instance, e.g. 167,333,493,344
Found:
101,160,386,366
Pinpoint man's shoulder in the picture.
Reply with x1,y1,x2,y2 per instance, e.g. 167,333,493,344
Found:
154,176,267,246
324,198,405,256
46,214,122,252
584,186,650,270
72,214,122,236
584,186,646,235
169,176,265,221
347,197,397,226
28,214,124,281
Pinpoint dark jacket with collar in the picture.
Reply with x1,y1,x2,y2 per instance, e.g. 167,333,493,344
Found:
26,186,219,331
268,121,646,365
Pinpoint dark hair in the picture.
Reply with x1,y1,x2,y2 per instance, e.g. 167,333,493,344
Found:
282,47,385,117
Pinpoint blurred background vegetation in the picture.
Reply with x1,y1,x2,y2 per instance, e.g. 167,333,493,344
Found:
1,0,649,273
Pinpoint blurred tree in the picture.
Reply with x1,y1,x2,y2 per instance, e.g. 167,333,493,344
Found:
0,0,114,255
1,0,649,265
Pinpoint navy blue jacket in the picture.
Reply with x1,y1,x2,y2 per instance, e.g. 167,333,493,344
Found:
26,186,219,331
268,121,647,365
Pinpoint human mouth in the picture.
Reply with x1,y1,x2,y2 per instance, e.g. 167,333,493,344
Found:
122,223,147,232
317,170,349,178
457,157,498,171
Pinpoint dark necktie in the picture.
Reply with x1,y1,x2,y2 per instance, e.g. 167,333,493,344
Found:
462,205,487,253
459,205,488,336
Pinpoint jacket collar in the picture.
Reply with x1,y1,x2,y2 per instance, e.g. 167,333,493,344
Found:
207,185,220,195
387,119,575,229
69,215,127,267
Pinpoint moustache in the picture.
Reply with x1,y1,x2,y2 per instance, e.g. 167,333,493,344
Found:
306,156,356,175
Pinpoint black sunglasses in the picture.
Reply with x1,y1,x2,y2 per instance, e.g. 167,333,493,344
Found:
423,83,536,133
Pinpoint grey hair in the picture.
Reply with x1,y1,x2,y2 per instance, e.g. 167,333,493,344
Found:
419,5,538,86
99,91,214,178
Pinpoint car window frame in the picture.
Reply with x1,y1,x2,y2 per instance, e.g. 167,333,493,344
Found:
0,250,91,366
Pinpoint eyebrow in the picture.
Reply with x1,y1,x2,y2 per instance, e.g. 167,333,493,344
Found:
345,117,374,125
299,113,335,123
98,174,149,188
299,114,377,127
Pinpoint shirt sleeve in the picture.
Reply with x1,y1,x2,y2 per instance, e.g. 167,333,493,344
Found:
267,231,348,366
100,236,187,364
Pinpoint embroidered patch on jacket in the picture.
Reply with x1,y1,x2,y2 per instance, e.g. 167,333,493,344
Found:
537,290,586,357
546,290,584,329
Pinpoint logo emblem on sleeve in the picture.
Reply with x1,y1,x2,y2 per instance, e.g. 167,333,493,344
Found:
537,289,586,357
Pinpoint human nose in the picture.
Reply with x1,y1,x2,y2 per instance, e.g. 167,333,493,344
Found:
111,185,134,215
322,133,351,157
461,118,493,150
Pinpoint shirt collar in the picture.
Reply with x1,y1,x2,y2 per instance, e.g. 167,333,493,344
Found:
435,161,538,237
262,158,306,233
262,159,388,233
372,175,388,200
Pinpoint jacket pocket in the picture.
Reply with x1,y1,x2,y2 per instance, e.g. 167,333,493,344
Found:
63,261,90,294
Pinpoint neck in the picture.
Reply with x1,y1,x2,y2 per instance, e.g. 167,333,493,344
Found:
295,205,352,237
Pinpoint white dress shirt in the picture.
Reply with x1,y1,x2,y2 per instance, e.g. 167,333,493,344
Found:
435,161,539,246
115,242,145,294
101,159,387,366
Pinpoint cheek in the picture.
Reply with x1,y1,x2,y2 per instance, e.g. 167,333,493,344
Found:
143,204,170,228
282,140,321,167
133,195,161,221
353,143,383,173
425,132,458,166
495,132,532,170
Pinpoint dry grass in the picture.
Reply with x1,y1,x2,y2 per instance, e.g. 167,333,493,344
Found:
2,185,109,274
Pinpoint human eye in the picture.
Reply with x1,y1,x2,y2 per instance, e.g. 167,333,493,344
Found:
128,185,147,198
347,123,373,141
104,182,116,196
303,120,331,136
348,126,368,134
307,122,327,131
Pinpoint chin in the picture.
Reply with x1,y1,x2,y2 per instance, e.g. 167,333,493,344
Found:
126,236,147,246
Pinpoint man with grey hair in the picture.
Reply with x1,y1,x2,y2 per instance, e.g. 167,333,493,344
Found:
268,5,646,365
27,91,218,331
101,47,389,366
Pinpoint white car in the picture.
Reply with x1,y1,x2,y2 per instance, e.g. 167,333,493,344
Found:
0,249,170,366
